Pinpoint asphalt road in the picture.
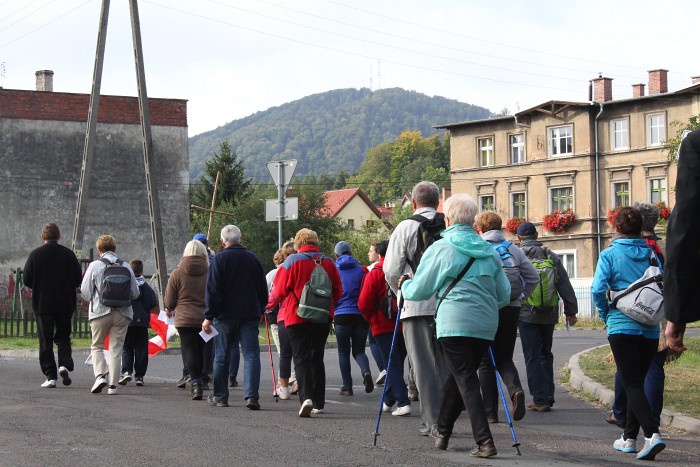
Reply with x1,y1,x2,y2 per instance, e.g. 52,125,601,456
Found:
2,329,699,466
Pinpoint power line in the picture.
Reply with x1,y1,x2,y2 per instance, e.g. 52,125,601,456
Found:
0,0,60,35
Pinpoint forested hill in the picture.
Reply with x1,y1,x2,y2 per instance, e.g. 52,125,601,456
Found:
188,87,492,181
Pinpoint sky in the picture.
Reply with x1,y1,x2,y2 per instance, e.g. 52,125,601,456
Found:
1,0,698,136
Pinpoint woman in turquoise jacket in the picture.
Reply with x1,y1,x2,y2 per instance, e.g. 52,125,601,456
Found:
400,193,510,459
591,207,665,460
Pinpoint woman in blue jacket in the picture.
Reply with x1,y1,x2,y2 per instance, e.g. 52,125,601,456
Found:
592,207,665,460
400,194,510,459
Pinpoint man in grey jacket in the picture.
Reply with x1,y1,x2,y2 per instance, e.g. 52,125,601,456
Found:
384,181,447,435
516,222,578,411
81,235,139,395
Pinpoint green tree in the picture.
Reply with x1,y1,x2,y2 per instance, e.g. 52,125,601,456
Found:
668,115,700,163
191,139,252,209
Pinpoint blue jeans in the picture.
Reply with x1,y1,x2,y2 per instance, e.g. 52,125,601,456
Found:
334,320,371,388
213,317,260,403
368,329,386,372
374,332,409,407
229,334,241,378
613,349,666,427
518,321,555,405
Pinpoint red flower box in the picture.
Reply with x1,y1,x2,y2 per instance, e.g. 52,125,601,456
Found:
505,217,525,234
542,209,576,233
656,201,671,221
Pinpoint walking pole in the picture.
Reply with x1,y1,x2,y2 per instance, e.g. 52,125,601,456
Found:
264,313,279,403
373,296,403,446
488,346,522,455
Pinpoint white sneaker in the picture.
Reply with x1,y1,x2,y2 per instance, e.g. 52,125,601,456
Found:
299,399,313,418
392,405,412,416
118,372,132,386
41,379,57,388
637,433,665,460
382,403,393,412
375,369,387,386
311,408,324,414
613,434,637,453
278,385,290,400
58,366,72,386
107,385,118,395
289,380,299,395
91,376,108,394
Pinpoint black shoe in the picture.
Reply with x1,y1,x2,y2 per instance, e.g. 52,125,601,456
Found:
470,440,497,458
431,426,449,450
58,366,72,386
229,376,238,388
135,377,144,386
513,390,526,421
191,382,203,400
176,375,190,389
207,394,228,407
339,387,353,396
246,398,260,410
363,372,374,393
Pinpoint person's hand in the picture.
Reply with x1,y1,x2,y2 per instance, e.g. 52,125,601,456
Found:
165,309,172,318
398,273,412,290
665,321,687,352
566,315,577,326
202,319,213,334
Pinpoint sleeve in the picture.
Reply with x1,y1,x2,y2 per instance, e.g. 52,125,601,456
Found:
552,253,578,316
515,248,540,299
164,271,179,311
127,263,140,300
22,253,34,288
494,264,512,309
146,284,159,312
204,258,221,320
267,265,289,310
358,270,379,320
384,221,413,294
256,260,269,312
400,246,447,302
591,251,612,321
327,259,343,306
72,254,83,288
80,262,95,301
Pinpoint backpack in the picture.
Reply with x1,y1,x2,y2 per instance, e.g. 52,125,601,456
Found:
378,278,398,320
492,240,524,302
407,212,446,273
609,253,665,325
522,247,559,310
97,257,133,307
296,253,333,323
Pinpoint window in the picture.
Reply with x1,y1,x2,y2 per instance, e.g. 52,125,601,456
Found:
649,178,667,204
613,181,630,207
511,192,526,218
550,186,573,211
366,219,377,229
479,195,495,212
554,250,577,279
647,113,665,147
610,118,629,151
347,219,354,229
510,134,525,163
478,137,494,167
548,125,573,156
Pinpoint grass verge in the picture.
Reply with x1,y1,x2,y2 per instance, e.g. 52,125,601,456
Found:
578,337,700,419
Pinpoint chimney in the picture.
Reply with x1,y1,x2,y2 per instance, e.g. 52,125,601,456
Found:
632,83,645,98
592,74,613,102
35,70,54,92
692,76,700,85
648,69,668,95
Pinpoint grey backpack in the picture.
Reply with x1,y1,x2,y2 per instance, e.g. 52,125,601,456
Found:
296,253,333,323
97,258,132,307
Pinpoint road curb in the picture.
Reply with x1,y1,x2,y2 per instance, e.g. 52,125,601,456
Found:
568,345,700,436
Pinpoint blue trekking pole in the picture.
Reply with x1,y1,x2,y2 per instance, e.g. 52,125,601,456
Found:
489,346,522,455
373,296,403,446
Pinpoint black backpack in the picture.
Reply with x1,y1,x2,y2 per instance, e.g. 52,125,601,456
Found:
97,258,133,307
407,212,446,273
376,267,398,320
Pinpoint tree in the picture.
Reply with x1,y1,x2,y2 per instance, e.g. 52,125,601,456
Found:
668,114,700,164
191,139,252,209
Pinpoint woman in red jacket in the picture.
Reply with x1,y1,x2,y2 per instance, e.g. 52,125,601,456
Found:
267,229,342,417
358,240,411,416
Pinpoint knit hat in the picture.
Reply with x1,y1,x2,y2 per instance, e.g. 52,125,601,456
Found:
334,241,352,256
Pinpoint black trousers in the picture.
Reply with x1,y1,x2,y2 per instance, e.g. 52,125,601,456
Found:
121,326,149,378
286,321,330,409
177,327,205,382
478,306,523,418
35,313,74,380
608,334,659,439
438,336,493,445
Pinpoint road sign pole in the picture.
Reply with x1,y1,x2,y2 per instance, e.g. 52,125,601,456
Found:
277,162,285,249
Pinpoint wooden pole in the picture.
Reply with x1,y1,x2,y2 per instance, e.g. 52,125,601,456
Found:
207,171,220,242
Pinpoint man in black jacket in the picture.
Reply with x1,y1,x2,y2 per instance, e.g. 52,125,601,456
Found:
664,128,700,351
23,223,83,388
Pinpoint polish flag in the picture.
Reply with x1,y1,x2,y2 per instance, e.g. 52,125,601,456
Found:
148,313,177,357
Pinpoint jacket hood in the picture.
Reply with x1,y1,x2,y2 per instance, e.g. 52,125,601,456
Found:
443,224,496,259
178,255,208,276
481,229,506,243
611,238,653,262
335,253,360,270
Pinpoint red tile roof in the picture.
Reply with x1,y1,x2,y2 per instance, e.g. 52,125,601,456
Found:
324,188,361,218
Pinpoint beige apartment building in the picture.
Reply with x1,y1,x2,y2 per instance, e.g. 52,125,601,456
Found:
438,70,700,278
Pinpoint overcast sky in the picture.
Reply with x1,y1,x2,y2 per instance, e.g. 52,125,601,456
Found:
1,0,697,136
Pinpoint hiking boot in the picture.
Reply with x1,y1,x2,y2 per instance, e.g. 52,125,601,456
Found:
176,375,190,389
637,433,665,460
470,440,497,458
135,377,144,386
513,390,526,421
41,379,57,388
299,399,313,418
613,435,637,453
246,398,260,410
91,376,108,394
58,366,72,386
339,387,353,396
191,382,203,400
375,369,387,386
431,426,449,450
278,385,290,400
207,394,228,407
229,376,238,388
118,372,132,386
392,405,411,416
527,402,551,412
107,385,118,395
363,372,374,393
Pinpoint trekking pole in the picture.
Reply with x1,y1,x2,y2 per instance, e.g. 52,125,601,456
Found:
264,313,279,403
373,296,403,446
488,346,522,455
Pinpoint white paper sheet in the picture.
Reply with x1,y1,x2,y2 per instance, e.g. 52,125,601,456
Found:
199,325,219,342
158,310,174,325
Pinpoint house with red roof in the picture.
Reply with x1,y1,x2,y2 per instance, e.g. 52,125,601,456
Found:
324,188,391,232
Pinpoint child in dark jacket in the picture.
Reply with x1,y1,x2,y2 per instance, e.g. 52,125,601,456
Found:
120,260,159,386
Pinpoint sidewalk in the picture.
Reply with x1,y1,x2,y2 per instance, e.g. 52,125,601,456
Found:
568,345,700,435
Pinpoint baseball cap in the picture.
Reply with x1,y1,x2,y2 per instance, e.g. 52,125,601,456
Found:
516,222,537,237
334,241,352,256
193,233,208,245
